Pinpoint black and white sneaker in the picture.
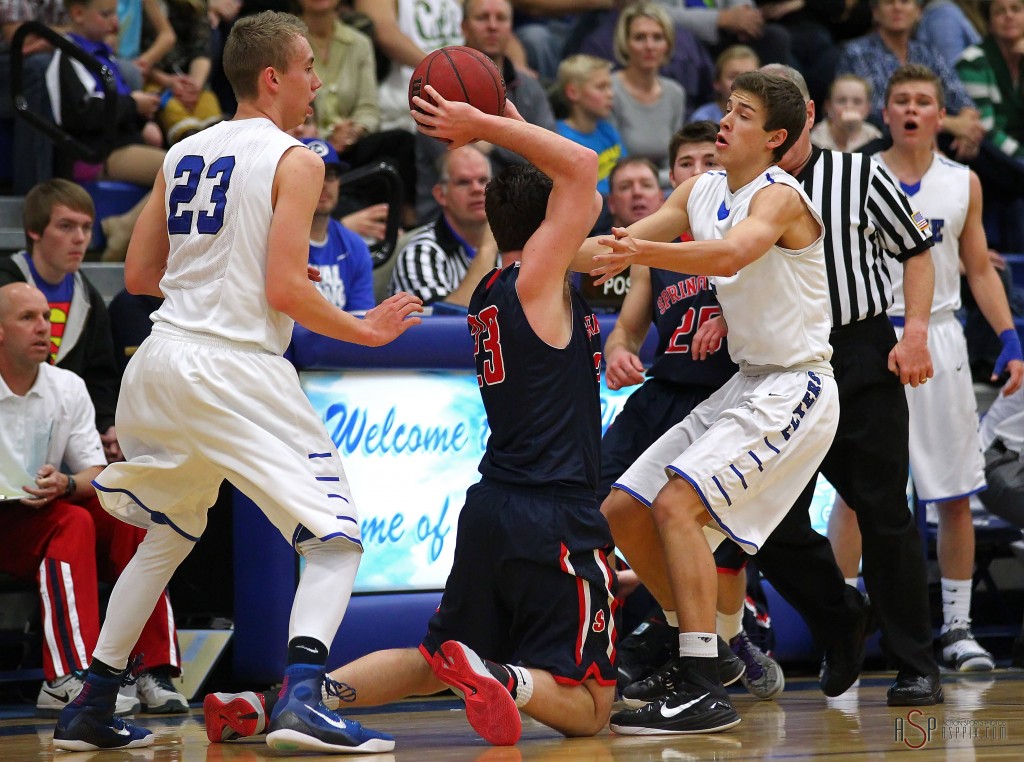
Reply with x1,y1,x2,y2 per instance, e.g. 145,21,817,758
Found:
616,611,677,690
611,673,740,735
623,640,744,710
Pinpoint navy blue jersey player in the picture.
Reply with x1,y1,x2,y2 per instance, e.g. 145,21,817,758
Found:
203,90,619,747
472,266,602,494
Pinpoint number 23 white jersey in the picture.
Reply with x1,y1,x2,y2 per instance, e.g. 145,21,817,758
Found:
152,118,303,355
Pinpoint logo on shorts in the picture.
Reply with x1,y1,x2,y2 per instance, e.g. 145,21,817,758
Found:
592,610,606,633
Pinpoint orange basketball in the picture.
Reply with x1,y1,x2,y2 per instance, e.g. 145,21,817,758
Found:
408,46,507,117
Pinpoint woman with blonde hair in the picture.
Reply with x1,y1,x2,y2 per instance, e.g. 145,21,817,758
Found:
610,2,684,175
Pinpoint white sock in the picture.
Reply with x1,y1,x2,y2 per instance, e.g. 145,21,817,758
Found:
716,607,744,642
508,665,533,708
844,577,860,589
290,538,361,647
664,610,679,628
678,632,718,659
941,577,973,632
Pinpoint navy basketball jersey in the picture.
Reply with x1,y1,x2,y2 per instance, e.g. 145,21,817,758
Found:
647,267,738,389
469,264,602,499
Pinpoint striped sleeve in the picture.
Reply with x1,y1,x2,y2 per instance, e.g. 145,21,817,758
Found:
864,159,934,263
804,150,934,327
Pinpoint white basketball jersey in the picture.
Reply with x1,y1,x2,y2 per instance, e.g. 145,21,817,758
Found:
378,0,463,131
151,118,302,355
687,168,833,372
875,152,968,317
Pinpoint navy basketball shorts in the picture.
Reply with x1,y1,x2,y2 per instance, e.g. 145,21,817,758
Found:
421,479,618,686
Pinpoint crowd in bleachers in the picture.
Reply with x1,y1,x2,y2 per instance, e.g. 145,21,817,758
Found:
2,1,1024,258
3,0,1024,721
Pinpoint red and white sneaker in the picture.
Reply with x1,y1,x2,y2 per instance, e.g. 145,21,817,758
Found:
203,691,267,742
431,641,521,746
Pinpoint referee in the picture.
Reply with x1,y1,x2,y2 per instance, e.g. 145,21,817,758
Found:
753,65,942,706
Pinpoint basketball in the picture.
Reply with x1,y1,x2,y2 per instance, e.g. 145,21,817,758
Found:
408,46,507,117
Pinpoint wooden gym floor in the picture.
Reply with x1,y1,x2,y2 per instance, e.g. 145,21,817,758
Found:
2,671,1022,761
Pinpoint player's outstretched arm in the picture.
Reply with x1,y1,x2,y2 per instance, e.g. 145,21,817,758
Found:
591,183,812,283
266,147,423,345
571,179,694,274
125,173,171,297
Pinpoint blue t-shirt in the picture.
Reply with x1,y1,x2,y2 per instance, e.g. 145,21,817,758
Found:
688,102,723,125
307,218,375,312
556,119,624,195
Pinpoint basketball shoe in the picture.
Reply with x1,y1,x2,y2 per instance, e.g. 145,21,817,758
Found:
939,626,995,672
53,671,153,751
265,664,394,754
729,631,785,700
136,669,188,713
204,691,269,742
430,641,522,746
610,659,740,735
622,637,744,709
615,610,677,690
37,671,140,717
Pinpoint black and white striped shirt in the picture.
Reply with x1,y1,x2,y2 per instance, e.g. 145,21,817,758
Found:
389,214,473,306
795,148,934,328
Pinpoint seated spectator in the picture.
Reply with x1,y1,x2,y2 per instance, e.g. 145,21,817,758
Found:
577,5,714,120
0,0,67,193
835,0,985,161
955,0,1024,249
46,0,167,261
355,0,462,132
0,180,121,463
414,0,556,220
552,54,623,195
956,0,1024,163
390,146,498,309
509,1,613,82
301,0,416,226
580,156,664,311
656,0,792,67
299,138,375,314
143,0,223,144
753,0,848,110
688,44,759,125
811,74,883,151
918,0,984,66
114,0,176,90
610,3,685,177
0,283,186,717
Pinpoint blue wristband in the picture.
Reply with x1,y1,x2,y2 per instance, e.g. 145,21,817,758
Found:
994,329,1023,377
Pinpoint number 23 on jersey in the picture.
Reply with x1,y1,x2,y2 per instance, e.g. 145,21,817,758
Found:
167,155,236,235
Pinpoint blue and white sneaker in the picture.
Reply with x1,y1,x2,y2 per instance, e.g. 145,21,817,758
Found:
265,665,394,754
53,673,153,751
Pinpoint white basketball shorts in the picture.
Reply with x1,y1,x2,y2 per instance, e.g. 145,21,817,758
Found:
613,368,839,553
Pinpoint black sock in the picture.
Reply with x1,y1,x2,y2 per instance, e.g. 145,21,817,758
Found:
287,637,328,667
262,690,280,716
483,659,518,699
89,659,123,681
684,655,721,686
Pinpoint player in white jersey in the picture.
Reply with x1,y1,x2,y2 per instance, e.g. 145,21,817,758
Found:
580,72,840,735
52,12,422,754
827,65,1023,673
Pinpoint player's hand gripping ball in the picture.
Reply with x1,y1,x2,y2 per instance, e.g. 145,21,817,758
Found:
408,46,507,118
